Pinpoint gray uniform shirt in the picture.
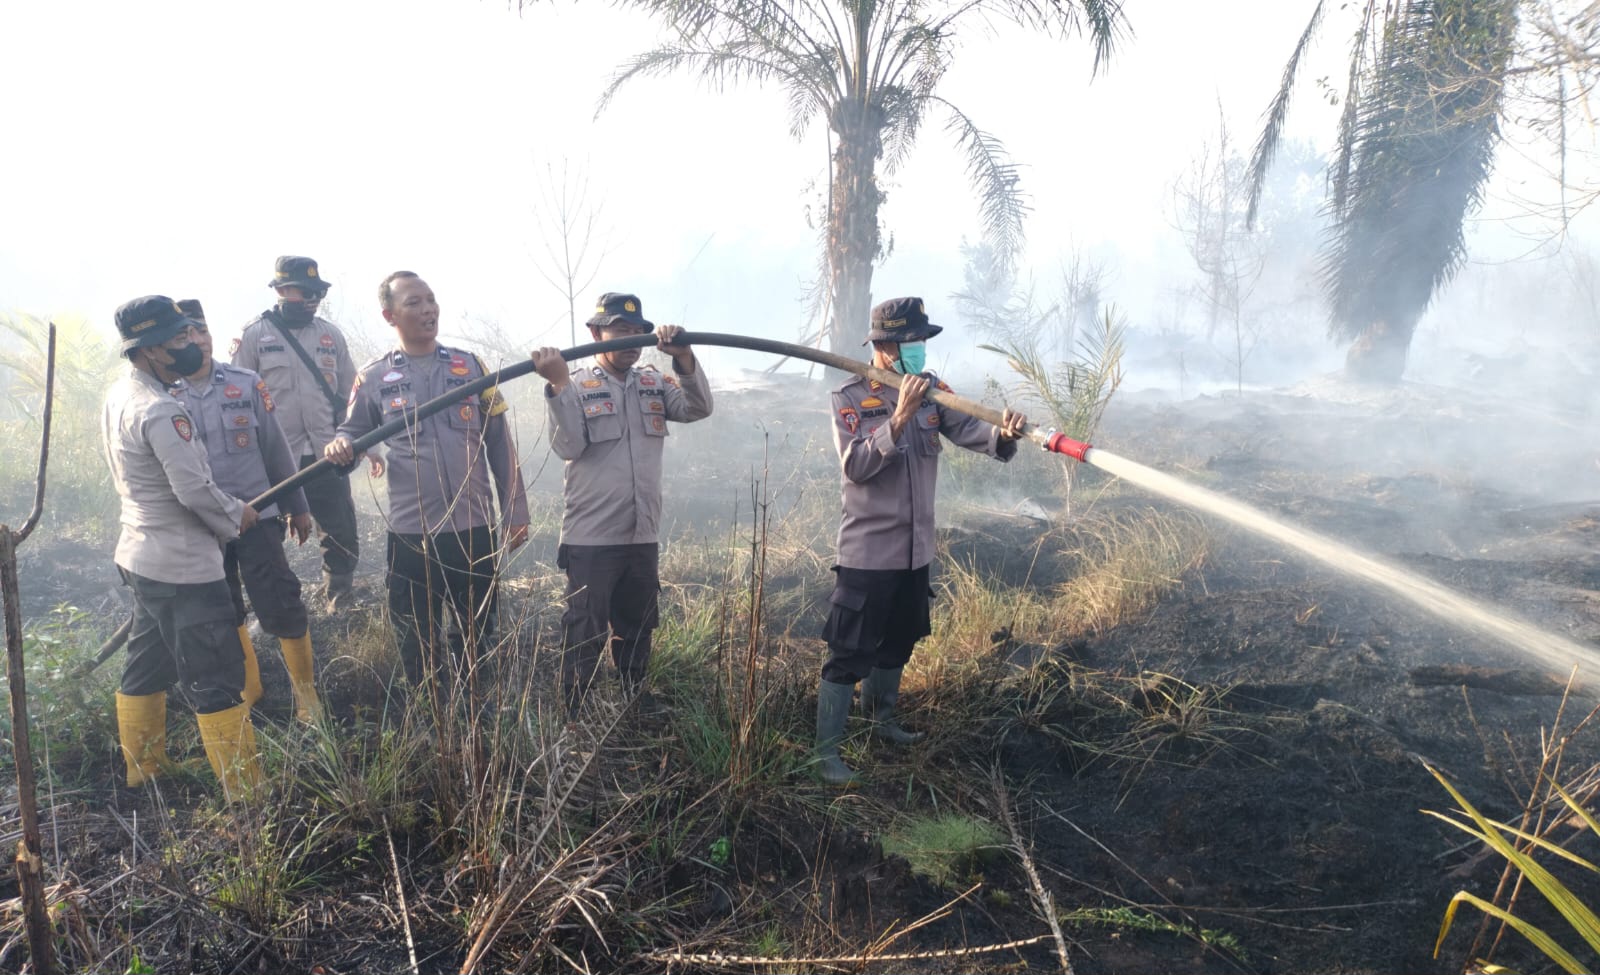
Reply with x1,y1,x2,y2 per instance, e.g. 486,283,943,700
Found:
172,362,309,520
545,359,714,546
338,345,529,536
101,365,244,584
231,311,357,460
831,373,1015,571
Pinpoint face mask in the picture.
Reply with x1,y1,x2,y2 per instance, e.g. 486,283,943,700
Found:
277,299,317,326
165,342,204,376
893,342,926,376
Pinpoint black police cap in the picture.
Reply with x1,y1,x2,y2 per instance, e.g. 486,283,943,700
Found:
269,255,331,295
865,296,943,344
586,292,655,332
176,299,206,325
115,295,199,352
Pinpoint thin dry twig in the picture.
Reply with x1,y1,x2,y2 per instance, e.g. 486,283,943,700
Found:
644,933,1052,968
994,769,1074,974
383,816,419,975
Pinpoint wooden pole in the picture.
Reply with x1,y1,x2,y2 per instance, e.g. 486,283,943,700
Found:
2,323,59,975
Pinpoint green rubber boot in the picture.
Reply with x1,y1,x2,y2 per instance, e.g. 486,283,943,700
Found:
862,667,925,745
815,679,861,787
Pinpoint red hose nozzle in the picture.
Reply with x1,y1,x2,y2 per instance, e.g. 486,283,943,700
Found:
1042,431,1092,462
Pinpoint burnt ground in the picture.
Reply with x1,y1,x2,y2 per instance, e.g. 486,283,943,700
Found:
7,372,1600,973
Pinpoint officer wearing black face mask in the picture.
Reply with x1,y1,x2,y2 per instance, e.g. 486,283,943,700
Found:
231,256,361,612
103,295,263,800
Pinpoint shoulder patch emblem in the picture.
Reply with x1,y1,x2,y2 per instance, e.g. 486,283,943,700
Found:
255,380,274,412
859,396,883,408
663,375,679,387
838,407,859,434
172,415,193,442
228,337,242,357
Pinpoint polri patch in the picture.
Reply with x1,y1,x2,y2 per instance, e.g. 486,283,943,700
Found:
172,415,193,441
458,405,474,422
234,432,251,448
651,416,666,432
838,407,859,434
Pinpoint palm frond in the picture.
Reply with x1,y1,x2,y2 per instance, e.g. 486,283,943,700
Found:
934,97,1029,276
1244,0,1326,227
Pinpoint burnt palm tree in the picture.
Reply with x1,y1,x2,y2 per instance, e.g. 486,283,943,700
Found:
600,0,1127,358
1248,0,1519,383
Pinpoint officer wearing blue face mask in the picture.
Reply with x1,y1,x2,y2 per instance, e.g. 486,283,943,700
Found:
814,296,1027,787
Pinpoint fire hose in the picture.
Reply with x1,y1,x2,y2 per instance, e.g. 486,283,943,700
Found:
83,331,1090,671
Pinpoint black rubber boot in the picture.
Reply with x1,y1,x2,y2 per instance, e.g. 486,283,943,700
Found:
815,679,861,787
862,667,925,745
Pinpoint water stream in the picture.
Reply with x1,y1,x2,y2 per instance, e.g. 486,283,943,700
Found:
1084,447,1600,675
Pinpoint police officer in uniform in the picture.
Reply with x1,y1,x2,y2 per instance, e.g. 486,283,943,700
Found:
816,297,1026,786
531,292,713,713
175,299,323,722
232,256,360,610
326,272,529,692
103,295,263,800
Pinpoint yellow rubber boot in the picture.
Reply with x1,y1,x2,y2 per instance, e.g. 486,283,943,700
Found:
239,625,263,708
196,704,263,801
115,691,168,787
279,630,323,723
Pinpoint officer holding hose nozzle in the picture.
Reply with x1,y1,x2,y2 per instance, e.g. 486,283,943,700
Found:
103,296,262,801
816,297,1026,787
173,299,322,723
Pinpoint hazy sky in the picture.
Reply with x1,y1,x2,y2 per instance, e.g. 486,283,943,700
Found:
2,0,1593,382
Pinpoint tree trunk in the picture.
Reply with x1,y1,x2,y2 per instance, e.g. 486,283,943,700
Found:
1343,318,1412,384
826,100,885,362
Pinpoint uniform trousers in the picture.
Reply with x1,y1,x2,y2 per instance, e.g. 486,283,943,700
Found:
558,543,660,699
119,568,247,714
223,516,309,638
298,454,360,578
820,564,932,685
386,526,499,687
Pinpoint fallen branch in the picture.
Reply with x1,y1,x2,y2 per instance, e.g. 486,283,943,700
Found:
643,933,1052,968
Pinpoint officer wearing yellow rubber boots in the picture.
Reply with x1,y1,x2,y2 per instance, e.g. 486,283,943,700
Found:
816,297,1026,786
103,296,262,800
174,299,323,722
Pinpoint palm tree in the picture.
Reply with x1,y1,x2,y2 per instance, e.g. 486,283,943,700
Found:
599,0,1127,358
1247,0,1519,383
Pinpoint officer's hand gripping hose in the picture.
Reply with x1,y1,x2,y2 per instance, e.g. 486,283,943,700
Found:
84,331,1088,669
